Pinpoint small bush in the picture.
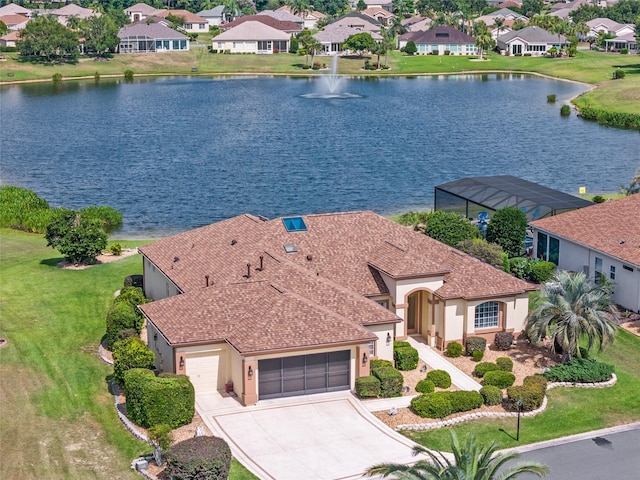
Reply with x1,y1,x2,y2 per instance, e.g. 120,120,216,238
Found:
411,393,452,418
445,341,463,358
621,48,628,54
404,40,417,55
355,375,381,398
528,260,555,283
106,301,143,350
523,374,548,390
480,385,503,405
465,336,486,356
426,369,451,389
612,68,625,79
456,238,505,267
493,332,514,351
116,328,139,342
543,358,614,383
124,274,144,288
124,69,134,80
109,243,122,255
506,382,546,412
483,370,516,389
94,71,100,81
113,337,155,385
510,257,530,279
149,424,173,450
394,345,419,371
592,195,606,203
496,356,514,372
474,362,500,378
393,341,411,349
165,436,231,480
560,104,571,116
444,390,483,413
472,350,484,362
547,94,556,103
444,50,450,55
372,366,403,398
416,379,435,394
52,73,62,82
370,359,393,375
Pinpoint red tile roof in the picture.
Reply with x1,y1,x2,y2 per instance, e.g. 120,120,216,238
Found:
530,194,640,266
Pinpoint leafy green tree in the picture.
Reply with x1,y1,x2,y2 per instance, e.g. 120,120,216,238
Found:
393,0,414,16
423,210,480,247
0,20,9,36
380,26,395,66
526,271,618,363
297,28,315,64
521,0,543,16
83,14,120,57
512,18,526,30
17,15,79,62
357,0,366,10
404,39,417,55
485,206,527,258
475,31,495,59
287,0,310,16
45,208,107,264
569,4,603,24
342,32,376,56
492,16,504,37
366,432,548,479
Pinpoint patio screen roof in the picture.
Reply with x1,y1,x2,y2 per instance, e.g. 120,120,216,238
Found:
434,175,593,222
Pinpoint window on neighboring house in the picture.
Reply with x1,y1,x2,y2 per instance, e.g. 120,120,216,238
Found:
368,340,376,357
536,232,560,264
376,299,389,309
610,265,616,280
475,301,500,329
595,257,603,282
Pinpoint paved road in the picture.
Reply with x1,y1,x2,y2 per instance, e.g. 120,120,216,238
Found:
507,426,640,479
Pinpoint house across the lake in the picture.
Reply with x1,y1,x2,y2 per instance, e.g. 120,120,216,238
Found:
400,26,477,55
138,211,533,405
117,21,189,53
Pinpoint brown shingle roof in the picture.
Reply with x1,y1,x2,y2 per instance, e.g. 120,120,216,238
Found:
222,14,302,33
530,194,640,266
405,25,476,44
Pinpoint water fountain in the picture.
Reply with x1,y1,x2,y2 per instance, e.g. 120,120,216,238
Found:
301,56,359,99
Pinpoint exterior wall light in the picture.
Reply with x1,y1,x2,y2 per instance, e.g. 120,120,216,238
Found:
248,365,254,377
179,356,184,368
362,352,368,364
386,332,392,345
153,333,158,341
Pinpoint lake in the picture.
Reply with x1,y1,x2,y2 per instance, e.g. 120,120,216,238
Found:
1,74,638,238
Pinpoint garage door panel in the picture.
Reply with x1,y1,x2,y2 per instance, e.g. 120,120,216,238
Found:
186,352,221,393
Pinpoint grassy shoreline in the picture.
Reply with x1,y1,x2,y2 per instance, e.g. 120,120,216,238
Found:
2,50,639,121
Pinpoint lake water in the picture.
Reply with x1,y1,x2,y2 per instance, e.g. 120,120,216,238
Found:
1,74,638,238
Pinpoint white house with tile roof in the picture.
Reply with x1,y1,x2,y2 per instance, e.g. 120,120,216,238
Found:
124,2,160,23
138,211,533,405
531,194,640,313
212,21,290,53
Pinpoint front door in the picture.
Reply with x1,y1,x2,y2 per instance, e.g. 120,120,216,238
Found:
407,292,419,334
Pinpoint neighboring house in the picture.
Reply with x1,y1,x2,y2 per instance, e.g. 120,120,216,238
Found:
351,0,393,11
0,3,32,17
0,14,30,30
604,32,638,52
124,2,159,23
0,30,19,47
401,26,477,55
49,4,100,25
118,22,189,53
155,10,209,33
314,25,382,54
330,12,381,33
586,17,636,38
138,211,533,405
277,5,325,29
222,15,302,35
213,21,289,53
360,7,395,26
530,194,640,313
549,0,591,11
497,26,567,56
477,7,527,22
548,8,573,20
497,0,522,8
197,6,234,26
257,9,304,29
401,15,432,33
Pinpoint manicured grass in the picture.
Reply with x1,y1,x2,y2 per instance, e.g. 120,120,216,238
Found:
0,229,257,480
403,328,640,452
1,50,638,117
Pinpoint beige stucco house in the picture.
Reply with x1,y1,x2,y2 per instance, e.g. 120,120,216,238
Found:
213,21,290,54
139,211,533,405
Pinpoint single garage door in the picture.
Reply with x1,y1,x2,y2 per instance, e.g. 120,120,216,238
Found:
186,351,221,393
258,350,350,400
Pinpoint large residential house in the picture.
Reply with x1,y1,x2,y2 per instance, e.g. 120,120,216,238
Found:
0,14,30,30
277,5,325,29
118,21,189,53
329,12,381,33
604,33,638,52
400,26,477,55
314,25,382,54
257,9,304,29
530,194,640,313
154,10,208,33
221,15,302,35
213,21,290,53
124,2,159,23
497,26,567,56
197,6,234,26
360,7,395,27
586,17,636,38
138,211,533,405
0,3,31,17
49,4,100,26
0,30,19,47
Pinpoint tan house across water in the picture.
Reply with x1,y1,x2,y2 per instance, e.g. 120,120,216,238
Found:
139,211,534,405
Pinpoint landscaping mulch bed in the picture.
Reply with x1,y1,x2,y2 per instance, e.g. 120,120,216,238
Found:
58,248,138,270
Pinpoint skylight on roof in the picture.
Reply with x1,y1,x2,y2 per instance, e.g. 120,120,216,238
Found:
283,243,298,254
283,217,307,232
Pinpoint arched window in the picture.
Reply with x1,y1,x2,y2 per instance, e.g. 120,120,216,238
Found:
475,301,499,329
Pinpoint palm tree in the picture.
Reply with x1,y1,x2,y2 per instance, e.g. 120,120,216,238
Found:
493,17,505,38
476,32,495,60
380,26,396,67
366,433,549,479
526,270,618,363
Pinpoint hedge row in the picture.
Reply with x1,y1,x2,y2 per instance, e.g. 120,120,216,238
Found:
483,370,516,389
410,390,483,418
113,337,155,385
105,286,148,350
355,375,381,398
370,359,403,398
393,341,419,371
506,375,547,412
579,106,640,131
543,358,614,383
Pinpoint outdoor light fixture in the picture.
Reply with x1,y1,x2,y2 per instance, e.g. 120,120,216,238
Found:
362,352,368,364
386,333,392,345
179,356,184,368
153,333,158,341
248,365,254,377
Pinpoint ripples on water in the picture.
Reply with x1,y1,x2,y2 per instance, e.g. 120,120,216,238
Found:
1,74,638,238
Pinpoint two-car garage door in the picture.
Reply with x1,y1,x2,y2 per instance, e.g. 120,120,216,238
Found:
258,350,351,400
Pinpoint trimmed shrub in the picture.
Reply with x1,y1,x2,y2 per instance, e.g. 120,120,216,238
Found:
106,300,143,349
547,94,556,103
114,286,147,308
394,345,419,371
415,379,435,394
372,365,403,398
52,73,62,82
493,332,514,351
528,260,555,283
483,370,516,389
472,350,484,362
443,390,483,413
124,69,134,80
112,337,155,385
124,274,144,288
109,243,122,255
149,423,173,450
474,362,500,378
165,436,231,480
480,385,503,405
506,375,547,411
123,368,155,425
592,195,606,204
355,375,381,398
543,358,614,383
445,341,463,358
426,369,451,389
393,340,411,349
560,104,571,116
496,356,514,372
370,359,393,376
523,374,548,391
465,336,486,356
411,393,452,418
612,68,625,79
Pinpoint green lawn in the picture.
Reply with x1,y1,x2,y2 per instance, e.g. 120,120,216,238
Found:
1,50,639,116
0,229,256,480
403,328,640,452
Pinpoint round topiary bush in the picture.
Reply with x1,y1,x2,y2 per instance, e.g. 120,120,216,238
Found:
445,341,463,358
426,369,452,389
493,332,514,351
472,349,484,362
415,379,435,394
465,336,486,356
496,357,514,372
445,390,483,413
410,393,452,418
473,362,500,378
165,436,231,480
112,337,155,385
480,385,503,405
483,370,516,389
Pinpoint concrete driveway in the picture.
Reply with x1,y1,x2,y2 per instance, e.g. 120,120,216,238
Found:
198,391,419,480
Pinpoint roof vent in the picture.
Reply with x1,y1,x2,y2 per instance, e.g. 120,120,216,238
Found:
244,263,251,278
173,256,180,262
231,239,237,246
258,215,269,222
306,254,312,261
284,243,298,254
283,217,307,232
256,255,264,271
